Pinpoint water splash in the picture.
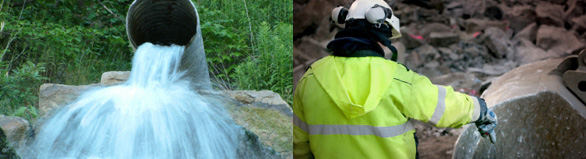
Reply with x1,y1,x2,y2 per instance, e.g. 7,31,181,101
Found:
22,43,240,159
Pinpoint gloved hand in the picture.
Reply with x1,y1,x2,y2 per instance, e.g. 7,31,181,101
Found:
475,104,498,144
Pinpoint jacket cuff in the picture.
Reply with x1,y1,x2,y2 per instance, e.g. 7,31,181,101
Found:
470,96,486,123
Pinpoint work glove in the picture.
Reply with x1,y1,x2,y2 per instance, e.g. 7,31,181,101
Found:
474,98,498,144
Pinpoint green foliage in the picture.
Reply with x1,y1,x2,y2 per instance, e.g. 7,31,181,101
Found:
1,0,133,118
0,61,47,120
195,0,293,104
234,22,293,104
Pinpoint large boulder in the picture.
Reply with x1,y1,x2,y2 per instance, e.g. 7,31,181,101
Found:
453,58,586,158
0,128,19,159
0,115,30,149
38,84,100,117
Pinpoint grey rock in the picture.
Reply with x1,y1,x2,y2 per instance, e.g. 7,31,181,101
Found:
483,27,511,59
535,2,564,27
0,115,30,149
515,39,558,65
38,83,100,117
222,90,291,117
100,71,130,85
199,90,292,159
421,23,452,38
513,22,538,42
570,15,586,34
461,0,485,18
505,5,536,33
414,44,440,64
0,128,19,159
430,72,482,92
400,25,425,49
455,59,586,159
464,19,507,34
429,32,460,47
536,25,584,56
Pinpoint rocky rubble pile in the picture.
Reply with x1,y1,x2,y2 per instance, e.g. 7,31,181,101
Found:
294,0,586,91
294,0,585,158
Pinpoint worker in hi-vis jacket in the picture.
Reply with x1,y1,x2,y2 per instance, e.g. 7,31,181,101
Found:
292,0,498,158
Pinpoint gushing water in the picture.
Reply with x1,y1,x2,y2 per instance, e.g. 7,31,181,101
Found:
22,43,240,158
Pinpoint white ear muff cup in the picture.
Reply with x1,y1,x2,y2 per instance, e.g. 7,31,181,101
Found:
332,6,348,24
365,6,387,24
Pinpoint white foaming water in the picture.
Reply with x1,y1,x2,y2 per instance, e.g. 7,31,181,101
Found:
23,43,239,158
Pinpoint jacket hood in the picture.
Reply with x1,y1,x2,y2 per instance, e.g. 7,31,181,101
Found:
311,56,395,119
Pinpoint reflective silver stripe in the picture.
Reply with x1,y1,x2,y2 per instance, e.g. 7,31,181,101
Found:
471,97,481,123
429,85,447,125
293,114,415,138
293,114,310,132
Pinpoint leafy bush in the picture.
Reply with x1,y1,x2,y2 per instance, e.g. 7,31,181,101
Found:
1,0,133,118
195,0,293,104
0,61,47,120
234,22,293,104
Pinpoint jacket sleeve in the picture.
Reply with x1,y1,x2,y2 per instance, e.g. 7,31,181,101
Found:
393,65,482,128
293,75,314,159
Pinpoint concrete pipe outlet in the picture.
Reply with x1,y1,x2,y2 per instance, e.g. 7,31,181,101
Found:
126,0,211,90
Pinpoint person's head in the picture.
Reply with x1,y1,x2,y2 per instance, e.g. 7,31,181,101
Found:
332,0,401,39
330,0,401,61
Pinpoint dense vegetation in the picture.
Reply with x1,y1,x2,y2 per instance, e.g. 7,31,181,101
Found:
0,0,292,120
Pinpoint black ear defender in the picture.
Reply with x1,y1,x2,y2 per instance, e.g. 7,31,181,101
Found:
332,6,349,24
365,4,393,27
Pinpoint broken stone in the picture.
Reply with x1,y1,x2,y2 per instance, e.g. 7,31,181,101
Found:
505,5,536,33
443,1,464,18
515,39,558,65
430,72,482,91
570,15,586,34
535,2,564,27
429,32,460,47
414,44,440,63
464,18,507,33
461,0,485,18
421,23,453,38
400,25,425,49
404,51,423,69
483,27,511,58
455,59,586,158
513,22,538,42
536,25,584,56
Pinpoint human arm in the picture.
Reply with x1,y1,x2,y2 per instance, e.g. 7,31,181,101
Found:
292,76,314,159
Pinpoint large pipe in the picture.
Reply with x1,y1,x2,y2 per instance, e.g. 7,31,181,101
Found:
126,0,211,90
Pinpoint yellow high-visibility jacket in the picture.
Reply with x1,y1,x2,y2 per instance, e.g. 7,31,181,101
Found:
293,55,482,159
